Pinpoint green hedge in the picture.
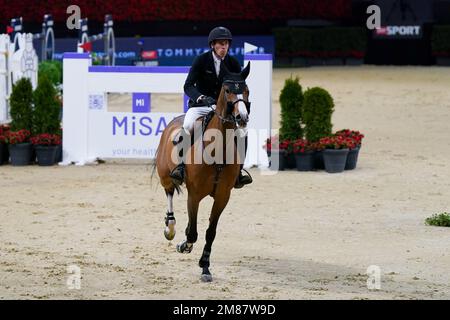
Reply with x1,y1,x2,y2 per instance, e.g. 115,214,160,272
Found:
38,61,62,86
432,26,450,57
32,75,61,135
274,27,367,59
279,77,303,141
303,87,334,143
9,78,33,132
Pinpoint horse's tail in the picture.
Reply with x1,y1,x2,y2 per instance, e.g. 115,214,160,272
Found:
150,145,159,184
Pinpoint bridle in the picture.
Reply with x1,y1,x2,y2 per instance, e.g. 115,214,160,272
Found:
207,80,251,127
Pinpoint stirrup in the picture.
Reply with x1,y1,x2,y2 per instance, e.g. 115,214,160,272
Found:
234,169,252,189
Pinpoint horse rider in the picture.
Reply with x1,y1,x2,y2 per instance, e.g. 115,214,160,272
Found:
169,26,252,189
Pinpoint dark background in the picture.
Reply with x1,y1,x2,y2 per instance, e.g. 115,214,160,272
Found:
2,0,450,65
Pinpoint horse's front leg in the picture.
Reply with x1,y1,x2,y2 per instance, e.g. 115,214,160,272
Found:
177,193,199,254
199,192,231,282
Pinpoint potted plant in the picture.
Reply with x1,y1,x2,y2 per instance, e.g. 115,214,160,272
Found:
303,87,334,170
319,135,355,173
335,129,364,170
279,77,303,169
292,138,314,171
31,75,61,165
31,133,61,166
264,135,290,171
8,77,34,165
6,129,32,166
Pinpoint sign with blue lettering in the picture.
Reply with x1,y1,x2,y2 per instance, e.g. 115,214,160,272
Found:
87,111,182,159
51,36,274,66
132,93,150,113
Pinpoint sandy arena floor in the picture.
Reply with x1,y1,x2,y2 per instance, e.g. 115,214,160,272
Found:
1,66,450,299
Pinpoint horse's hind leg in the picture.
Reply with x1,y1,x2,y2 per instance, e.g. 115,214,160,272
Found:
176,194,199,254
199,192,231,282
164,189,176,240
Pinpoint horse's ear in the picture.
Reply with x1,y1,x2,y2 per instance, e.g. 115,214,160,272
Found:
241,61,250,80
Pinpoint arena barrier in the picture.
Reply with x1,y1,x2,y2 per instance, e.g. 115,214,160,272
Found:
62,53,272,167
9,15,54,61
0,26,40,123
78,14,115,66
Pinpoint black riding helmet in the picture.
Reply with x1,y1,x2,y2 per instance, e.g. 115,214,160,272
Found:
208,26,232,47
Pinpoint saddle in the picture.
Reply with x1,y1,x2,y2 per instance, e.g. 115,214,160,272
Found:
173,111,215,147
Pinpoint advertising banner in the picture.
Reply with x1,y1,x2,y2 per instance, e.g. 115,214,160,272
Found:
373,0,433,39
41,35,274,65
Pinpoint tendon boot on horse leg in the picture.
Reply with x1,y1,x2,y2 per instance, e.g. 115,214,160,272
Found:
163,190,176,240
199,250,212,282
169,128,189,186
164,211,176,240
234,135,252,189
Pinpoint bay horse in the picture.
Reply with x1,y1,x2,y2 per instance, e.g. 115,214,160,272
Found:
155,62,251,282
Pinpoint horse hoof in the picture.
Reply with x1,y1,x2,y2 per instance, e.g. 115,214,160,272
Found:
176,240,193,254
164,220,176,240
201,274,213,282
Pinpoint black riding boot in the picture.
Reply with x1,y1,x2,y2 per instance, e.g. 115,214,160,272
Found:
234,135,253,189
169,129,187,186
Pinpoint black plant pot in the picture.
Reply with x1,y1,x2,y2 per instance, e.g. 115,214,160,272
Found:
314,150,325,170
9,143,33,166
3,144,9,163
295,151,314,171
269,150,287,171
35,145,58,166
56,144,62,163
0,143,6,165
286,153,296,169
345,146,361,170
323,149,349,173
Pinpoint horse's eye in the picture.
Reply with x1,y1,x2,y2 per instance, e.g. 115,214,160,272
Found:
225,89,230,94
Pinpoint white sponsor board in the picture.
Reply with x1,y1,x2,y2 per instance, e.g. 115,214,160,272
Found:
62,52,272,167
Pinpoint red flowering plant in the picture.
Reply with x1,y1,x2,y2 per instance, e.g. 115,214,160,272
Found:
318,135,356,150
4,129,31,145
30,133,62,146
309,141,324,152
264,135,291,154
335,129,364,148
0,124,9,144
292,139,313,154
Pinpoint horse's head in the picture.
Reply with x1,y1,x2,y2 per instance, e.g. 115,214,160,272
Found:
219,62,251,129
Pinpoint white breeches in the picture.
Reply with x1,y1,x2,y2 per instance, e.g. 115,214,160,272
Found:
183,105,216,133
